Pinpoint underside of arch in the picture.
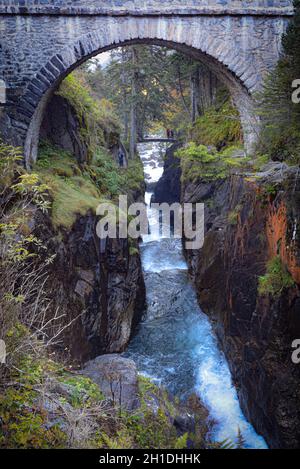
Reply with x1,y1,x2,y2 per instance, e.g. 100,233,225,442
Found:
18,19,260,165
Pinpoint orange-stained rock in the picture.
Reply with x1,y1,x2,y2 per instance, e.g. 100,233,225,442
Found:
182,165,300,449
266,201,300,284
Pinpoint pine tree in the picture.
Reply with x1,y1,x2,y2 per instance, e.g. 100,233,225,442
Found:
257,0,300,163
282,0,300,73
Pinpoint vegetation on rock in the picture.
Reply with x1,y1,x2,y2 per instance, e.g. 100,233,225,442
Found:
35,71,144,229
191,96,242,150
258,256,295,298
57,72,120,161
177,144,248,183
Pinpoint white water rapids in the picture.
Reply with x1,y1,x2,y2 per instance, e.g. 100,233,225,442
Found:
123,142,267,449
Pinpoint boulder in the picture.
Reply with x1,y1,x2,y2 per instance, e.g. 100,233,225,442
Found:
82,354,140,411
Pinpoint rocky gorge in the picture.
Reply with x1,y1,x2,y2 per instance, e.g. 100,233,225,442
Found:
154,142,300,448
1,19,300,448
32,101,300,448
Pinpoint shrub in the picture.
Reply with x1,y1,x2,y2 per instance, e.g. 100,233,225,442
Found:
35,143,102,229
228,205,242,226
35,141,144,229
176,143,249,183
258,256,295,298
192,99,242,150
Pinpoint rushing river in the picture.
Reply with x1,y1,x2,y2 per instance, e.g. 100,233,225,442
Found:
123,142,267,449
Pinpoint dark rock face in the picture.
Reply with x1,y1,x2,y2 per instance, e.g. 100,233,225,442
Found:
182,164,300,448
83,354,140,410
36,92,146,362
153,143,182,204
41,94,89,164
36,211,145,363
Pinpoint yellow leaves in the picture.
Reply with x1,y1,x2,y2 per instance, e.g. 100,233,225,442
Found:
13,172,39,187
0,222,19,236
3,293,25,304
12,173,49,196
0,141,23,167
11,172,51,213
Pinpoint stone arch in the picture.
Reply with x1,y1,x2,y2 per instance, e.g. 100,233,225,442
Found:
19,17,260,166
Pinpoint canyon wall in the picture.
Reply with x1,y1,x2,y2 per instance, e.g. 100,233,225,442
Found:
153,143,182,204
34,210,145,362
31,93,146,362
182,163,300,448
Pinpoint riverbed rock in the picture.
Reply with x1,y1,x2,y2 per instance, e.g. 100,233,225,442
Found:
82,354,140,411
144,269,188,320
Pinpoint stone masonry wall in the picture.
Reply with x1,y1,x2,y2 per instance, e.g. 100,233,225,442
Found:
0,1,294,15
0,0,292,161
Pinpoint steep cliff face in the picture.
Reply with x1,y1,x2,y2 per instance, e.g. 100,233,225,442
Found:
153,143,182,203
182,163,300,448
34,83,146,362
41,94,89,164
33,208,145,363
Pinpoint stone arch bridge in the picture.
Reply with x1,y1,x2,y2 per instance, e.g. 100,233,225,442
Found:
0,0,294,164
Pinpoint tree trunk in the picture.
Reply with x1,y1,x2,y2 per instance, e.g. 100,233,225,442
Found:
191,65,201,122
129,47,138,159
121,48,129,142
198,65,218,115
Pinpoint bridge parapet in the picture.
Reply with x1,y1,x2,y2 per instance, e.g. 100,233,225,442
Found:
0,0,294,16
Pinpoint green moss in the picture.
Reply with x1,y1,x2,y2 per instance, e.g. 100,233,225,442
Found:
57,72,120,160
177,144,249,183
35,140,145,230
122,375,180,449
258,256,295,298
35,142,103,229
192,99,242,150
58,375,104,407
